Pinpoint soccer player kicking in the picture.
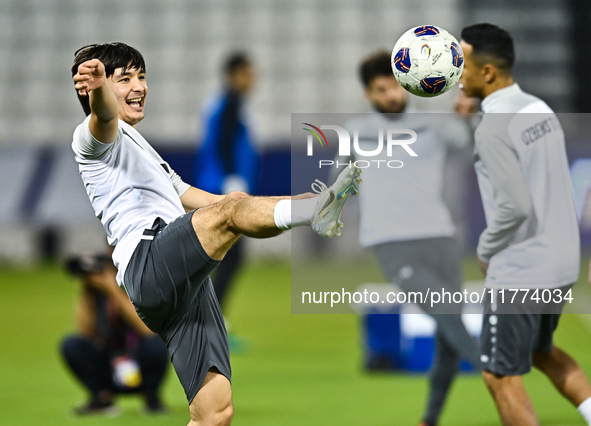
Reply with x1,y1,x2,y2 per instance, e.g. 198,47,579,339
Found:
71,42,360,426
459,23,591,426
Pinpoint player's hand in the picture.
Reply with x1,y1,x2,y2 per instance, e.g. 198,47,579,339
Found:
84,269,118,295
73,59,107,97
477,257,488,275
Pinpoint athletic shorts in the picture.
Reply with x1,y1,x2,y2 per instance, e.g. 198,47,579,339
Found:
372,237,463,315
480,284,573,376
124,211,231,403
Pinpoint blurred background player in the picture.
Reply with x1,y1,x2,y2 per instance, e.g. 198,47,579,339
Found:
193,52,259,316
335,50,481,426
460,23,591,426
60,251,168,415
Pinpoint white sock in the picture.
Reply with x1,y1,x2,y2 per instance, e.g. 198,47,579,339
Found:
273,198,317,230
578,396,591,425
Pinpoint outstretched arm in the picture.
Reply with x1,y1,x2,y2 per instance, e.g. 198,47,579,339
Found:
73,59,119,144
84,269,153,337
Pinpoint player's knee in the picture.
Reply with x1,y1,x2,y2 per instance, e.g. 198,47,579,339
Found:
227,191,249,200
220,192,250,230
61,335,89,362
194,192,248,231
189,378,233,426
61,335,79,357
214,403,233,426
219,191,248,212
199,403,233,426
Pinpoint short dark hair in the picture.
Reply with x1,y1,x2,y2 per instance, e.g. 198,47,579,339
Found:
72,42,146,116
223,52,251,75
461,23,515,73
359,50,394,88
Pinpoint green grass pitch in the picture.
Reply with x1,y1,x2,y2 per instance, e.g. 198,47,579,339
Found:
0,256,590,425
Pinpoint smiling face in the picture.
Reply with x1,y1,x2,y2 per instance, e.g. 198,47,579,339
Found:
107,66,147,126
365,75,407,114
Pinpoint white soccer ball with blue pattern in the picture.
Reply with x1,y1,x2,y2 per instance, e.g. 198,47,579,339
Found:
391,25,464,97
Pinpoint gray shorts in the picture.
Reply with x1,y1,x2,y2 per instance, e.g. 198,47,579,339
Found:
372,237,463,315
124,211,231,403
480,284,572,376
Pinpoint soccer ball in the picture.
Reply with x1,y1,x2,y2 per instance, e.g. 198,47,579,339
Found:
391,25,464,97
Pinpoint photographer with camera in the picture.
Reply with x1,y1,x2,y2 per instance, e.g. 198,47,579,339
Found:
60,252,169,415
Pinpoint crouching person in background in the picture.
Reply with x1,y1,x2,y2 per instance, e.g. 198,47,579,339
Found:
60,252,169,415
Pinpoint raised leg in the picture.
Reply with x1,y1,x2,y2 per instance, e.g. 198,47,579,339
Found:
191,166,361,260
191,192,284,261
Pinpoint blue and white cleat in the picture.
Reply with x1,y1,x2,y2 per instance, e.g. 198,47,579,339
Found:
310,165,362,238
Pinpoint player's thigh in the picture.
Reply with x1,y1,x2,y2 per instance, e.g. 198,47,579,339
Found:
373,239,462,314
191,194,248,261
373,238,461,289
430,237,463,289
189,370,233,425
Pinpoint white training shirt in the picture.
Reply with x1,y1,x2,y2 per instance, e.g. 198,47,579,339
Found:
72,115,190,288
338,112,471,247
474,84,580,288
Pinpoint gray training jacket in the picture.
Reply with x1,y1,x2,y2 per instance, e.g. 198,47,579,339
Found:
474,83,579,289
